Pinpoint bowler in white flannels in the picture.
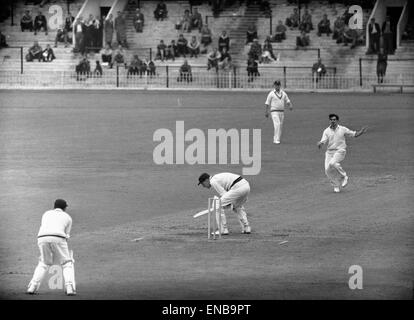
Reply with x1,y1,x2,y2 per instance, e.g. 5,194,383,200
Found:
265,80,293,144
26,199,76,296
198,172,251,235
317,114,368,193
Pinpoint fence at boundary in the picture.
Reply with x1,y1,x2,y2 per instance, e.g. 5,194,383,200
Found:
1,69,414,90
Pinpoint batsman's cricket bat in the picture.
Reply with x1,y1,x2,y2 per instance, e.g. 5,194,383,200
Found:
193,209,210,218
193,197,221,218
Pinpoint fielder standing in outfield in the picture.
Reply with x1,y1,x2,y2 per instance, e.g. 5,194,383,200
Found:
198,172,251,235
26,199,76,296
265,80,293,144
317,114,368,193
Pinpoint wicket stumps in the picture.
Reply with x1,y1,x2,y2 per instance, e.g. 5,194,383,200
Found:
207,197,222,240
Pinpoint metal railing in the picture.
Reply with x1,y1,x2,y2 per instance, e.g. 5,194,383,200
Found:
359,58,414,86
1,69,413,90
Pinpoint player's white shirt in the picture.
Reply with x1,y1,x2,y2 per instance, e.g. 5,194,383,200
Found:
265,89,291,111
37,209,72,239
210,172,241,196
320,125,356,151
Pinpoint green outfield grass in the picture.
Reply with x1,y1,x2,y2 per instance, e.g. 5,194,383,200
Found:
0,90,413,299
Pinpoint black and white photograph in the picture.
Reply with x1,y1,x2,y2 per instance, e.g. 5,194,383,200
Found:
0,0,413,313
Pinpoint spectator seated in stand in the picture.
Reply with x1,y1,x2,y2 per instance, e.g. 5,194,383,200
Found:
299,9,313,33
200,24,212,49
317,14,331,36
145,58,156,77
207,47,221,71
41,44,55,62
337,25,357,48
247,56,259,83
272,20,286,42
154,1,168,21
177,59,192,82
75,55,91,80
34,11,48,35
133,8,145,33
177,34,188,57
176,9,192,33
187,36,200,58
155,39,167,61
127,54,142,77
218,30,230,53
332,16,344,40
21,10,34,32
261,37,277,63
218,47,232,70
191,8,203,32
285,8,299,29
54,24,73,48
0,30,9,48
26,41,43,62
112,45,127,68
100,44,113,66
296,31,310,49
248,38,262,61
166,40,177,61
246,24,257,44
93,60,103,77
312,58,327,82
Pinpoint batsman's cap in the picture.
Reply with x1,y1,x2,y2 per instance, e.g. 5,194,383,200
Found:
198,173,210,185
274,80,281,86
54,199,68,210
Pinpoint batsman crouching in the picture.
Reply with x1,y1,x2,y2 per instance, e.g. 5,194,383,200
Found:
198,172,251,235
26,199,76,296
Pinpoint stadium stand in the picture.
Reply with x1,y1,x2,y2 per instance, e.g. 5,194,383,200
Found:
0,0,84,72
0,0,413,89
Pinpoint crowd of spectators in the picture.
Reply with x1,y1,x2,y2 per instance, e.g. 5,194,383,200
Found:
11,0,399,85
175,8,203,33
26,40,55,62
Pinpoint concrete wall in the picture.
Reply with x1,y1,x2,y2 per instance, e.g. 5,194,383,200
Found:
397,1,411,47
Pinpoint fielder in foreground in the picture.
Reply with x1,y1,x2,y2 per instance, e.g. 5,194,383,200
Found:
317,114,368,193
198,172,251,235
26,199,76,296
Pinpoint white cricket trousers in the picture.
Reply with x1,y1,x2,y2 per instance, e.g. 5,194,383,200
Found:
217,180,251,231
29,237,75,289
324,150,347,187
271,111,284,143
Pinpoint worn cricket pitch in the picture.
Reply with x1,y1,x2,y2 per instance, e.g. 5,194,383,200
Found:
0,90,413,299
